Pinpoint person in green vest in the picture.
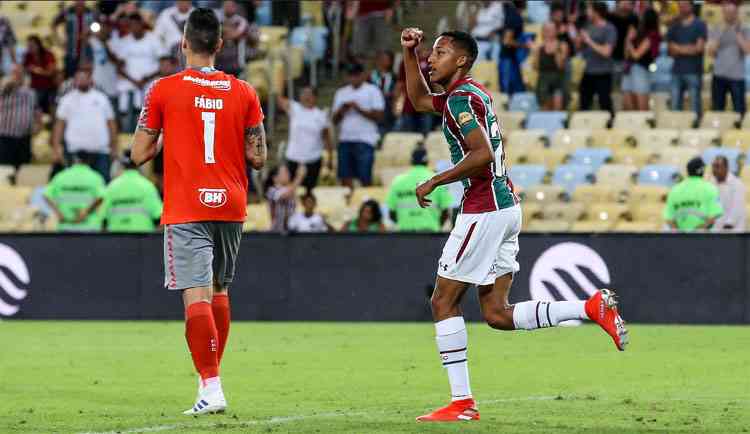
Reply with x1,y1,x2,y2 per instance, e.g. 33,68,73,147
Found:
664,157,723,231
98,150,163,232
386,148,453,232
43,151,106,232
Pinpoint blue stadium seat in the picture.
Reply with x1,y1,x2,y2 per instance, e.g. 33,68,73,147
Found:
638,165,680,186
702,147,743,174
289,26,329,62
552,164,595,193
526,111,567,137
508,92,539,113
508,164,547,190
570,147,613,171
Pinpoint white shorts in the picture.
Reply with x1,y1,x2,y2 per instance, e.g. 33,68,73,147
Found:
437,205,522,286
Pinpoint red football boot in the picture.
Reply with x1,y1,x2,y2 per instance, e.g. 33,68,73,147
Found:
416,398,480,422
585,289,629,351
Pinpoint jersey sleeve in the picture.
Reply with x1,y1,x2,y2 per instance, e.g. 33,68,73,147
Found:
138,79,164,131
447,94,487,137
431,92,448,112
243,81,264,127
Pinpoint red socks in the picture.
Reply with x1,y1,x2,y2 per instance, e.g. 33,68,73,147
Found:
211,293,231,364
184,301,219,380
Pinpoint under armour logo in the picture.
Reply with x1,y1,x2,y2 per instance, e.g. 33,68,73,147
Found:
440,262,448,272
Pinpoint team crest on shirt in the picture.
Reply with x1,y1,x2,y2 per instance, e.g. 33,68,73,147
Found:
458,112,473,126
198,188,228,208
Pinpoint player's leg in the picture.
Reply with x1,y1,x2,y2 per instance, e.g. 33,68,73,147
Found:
211,222,242,367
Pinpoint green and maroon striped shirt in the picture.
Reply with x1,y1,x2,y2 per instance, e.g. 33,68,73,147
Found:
432,77,517,214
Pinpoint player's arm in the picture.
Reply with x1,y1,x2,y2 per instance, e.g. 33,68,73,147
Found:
131,126,160,166
401,27,436,113
415,127,493,208
245,122,267,170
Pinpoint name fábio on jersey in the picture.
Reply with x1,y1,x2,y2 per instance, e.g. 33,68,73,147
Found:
195,96,224,110
198,188,228,208
182,75,231,90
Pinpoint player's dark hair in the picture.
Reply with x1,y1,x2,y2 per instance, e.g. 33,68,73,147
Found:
360,199,383,224
439,30,478,69
185,8,222,55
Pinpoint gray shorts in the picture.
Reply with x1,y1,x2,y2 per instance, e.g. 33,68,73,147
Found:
164,222,242,290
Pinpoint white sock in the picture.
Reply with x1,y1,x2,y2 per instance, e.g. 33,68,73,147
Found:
202,376,222,395
512,300,587,330
435,316,472,401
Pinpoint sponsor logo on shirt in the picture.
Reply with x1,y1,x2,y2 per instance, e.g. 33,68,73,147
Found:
183,75,231,91
198,188,228,208
0,243,30,317
458,112,473,126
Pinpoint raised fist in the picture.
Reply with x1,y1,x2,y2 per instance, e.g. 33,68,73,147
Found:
401,27,424,49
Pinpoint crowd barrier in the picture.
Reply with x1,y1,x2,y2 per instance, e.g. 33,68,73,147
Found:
0,233,747,324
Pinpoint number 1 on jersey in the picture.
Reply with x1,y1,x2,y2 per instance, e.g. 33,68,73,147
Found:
201,111,216,164
490,120,505,177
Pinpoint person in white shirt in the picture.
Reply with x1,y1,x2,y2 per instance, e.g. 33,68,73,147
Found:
114,13,166,132
278,86,331,193
288,193,332,233
331,63,385,188
469,1,504,61
53,64,118,182
88,21,120,110
711,156,746,232
154,0,194,54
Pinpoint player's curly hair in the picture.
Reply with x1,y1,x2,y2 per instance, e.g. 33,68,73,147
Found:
439,30,478,69
185,8,222,55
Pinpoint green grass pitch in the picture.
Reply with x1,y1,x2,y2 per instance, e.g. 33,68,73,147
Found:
2,321,748,433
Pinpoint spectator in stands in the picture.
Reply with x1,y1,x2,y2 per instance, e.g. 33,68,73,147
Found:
395,45,434,134
707,1,750,115
550,1,576,55
499,0,528,95
52,0,96,79
265,164,307,233
608,0,639,87
711,156,746,232
577,2,617,113
145,54,179,194
54,64,118,182
342,199,386,232
667,1,707,116
277,86,332,193
533,22,569,111
469,1,504,61
623,8,661,111
88,20,121,113
332,63,385,188
0,64,41,183
154,0,194,55
350,0,394,62
0,15,17,77
114,12,166,132
386,149,452,232
22,35,57,116
370,49,396,134
288,193,333,233
664,157,723,232
44,150,106,232
216,0,259,77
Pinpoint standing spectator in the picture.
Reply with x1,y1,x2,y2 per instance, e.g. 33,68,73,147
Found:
0,64,40,182
332,63,385,188
469,1,504,61
608,0,639,87
499,0,527,95
114,13,165,132
288,193,333,233
533,22,569,111
342,199,386,232
22,35,58,115
277,86,331,193
369,49,396,133
550,1,576,55
711,156,746,232
350,0,394,62
265,165,306,233
0,15,17,77
395,45,434,134
386,149,452,232
154,0,194,54
43,151,106,232
216,0,259,77
707,1,750,115
664,157,723,232
623,8,661,111
88,20,120,112
667,1,707,116
54,65,118,182
146,54,179,194
52,0,96,79
577,2,617,113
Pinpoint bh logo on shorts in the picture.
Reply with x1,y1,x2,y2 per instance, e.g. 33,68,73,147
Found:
198,188,228,208
0,243,30,317
530,242,610,319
